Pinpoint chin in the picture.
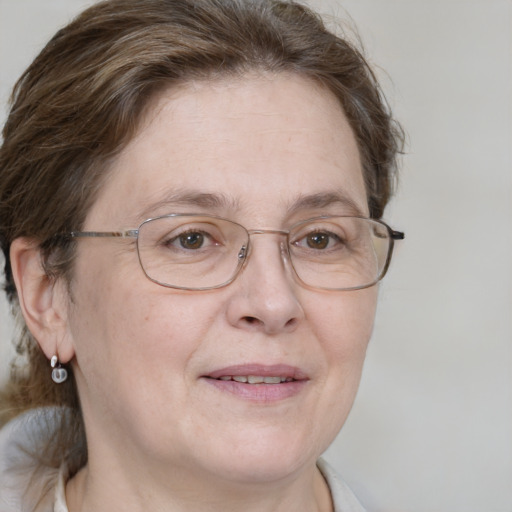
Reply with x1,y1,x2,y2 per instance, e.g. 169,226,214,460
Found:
198,425,328,485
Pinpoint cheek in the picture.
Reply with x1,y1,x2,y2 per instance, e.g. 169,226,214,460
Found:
298,289,377,455
310,288,377,407
310,288,377,360
69,259,221,381
67,271,210,429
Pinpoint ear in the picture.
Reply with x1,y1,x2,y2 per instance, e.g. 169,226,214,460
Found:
10,238,75,364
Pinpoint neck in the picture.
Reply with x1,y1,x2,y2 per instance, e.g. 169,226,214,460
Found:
65,459,333,512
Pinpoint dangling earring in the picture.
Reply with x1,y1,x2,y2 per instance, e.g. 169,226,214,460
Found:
51,355,68,384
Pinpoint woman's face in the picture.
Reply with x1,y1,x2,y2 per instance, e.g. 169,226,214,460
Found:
64,73,377,486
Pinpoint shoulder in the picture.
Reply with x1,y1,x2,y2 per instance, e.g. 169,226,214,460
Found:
317,458,367,512
0,408,66,512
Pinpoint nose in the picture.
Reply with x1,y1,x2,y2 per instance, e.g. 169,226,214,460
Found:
225,233,305,335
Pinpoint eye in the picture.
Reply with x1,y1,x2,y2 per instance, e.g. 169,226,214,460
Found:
295,230,344,251
305,232,332,250
164,228,218,251
177,231,206,250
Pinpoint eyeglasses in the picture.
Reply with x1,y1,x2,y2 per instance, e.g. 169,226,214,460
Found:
68,214,404,291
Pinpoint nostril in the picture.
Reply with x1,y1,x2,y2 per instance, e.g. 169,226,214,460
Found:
243,316,260,325
285,318,297,330
239,315,298,333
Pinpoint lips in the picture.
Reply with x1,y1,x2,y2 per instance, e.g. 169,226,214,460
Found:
206,364,308,382
218,375,294,384
202,364,308,402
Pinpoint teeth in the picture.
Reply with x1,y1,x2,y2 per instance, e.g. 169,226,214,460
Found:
218,376,292,384
262,376,282,384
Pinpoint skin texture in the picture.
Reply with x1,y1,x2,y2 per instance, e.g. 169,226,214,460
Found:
12,72,377,512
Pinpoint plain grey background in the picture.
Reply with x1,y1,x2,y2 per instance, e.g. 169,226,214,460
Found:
1,1,511,511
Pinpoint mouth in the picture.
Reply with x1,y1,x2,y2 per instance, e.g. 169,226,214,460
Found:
205,364,307,382
215,375,295,384
202,364,308,402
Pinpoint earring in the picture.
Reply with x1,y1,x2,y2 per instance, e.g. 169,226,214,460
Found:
51,355,68,384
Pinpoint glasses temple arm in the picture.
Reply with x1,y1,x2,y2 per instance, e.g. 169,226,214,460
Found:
69,230,139,238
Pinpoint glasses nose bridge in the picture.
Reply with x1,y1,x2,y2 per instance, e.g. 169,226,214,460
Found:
244,228,291,263
247,228,289,237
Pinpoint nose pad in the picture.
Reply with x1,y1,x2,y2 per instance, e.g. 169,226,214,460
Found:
237,245,248,260
278,238,292,268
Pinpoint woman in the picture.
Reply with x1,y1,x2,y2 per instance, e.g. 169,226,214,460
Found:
0,0,404,510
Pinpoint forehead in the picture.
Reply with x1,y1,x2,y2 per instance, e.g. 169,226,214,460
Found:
87,72,367,227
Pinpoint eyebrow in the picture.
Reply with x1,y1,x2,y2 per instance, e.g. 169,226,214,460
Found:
138,191,240,219
137,189,366,220
287,191,367,217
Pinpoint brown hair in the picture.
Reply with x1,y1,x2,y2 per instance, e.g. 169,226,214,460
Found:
0,0,403,470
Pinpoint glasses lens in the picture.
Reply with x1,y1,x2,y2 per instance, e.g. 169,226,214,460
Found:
289,217,391,290
137,215,248,289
